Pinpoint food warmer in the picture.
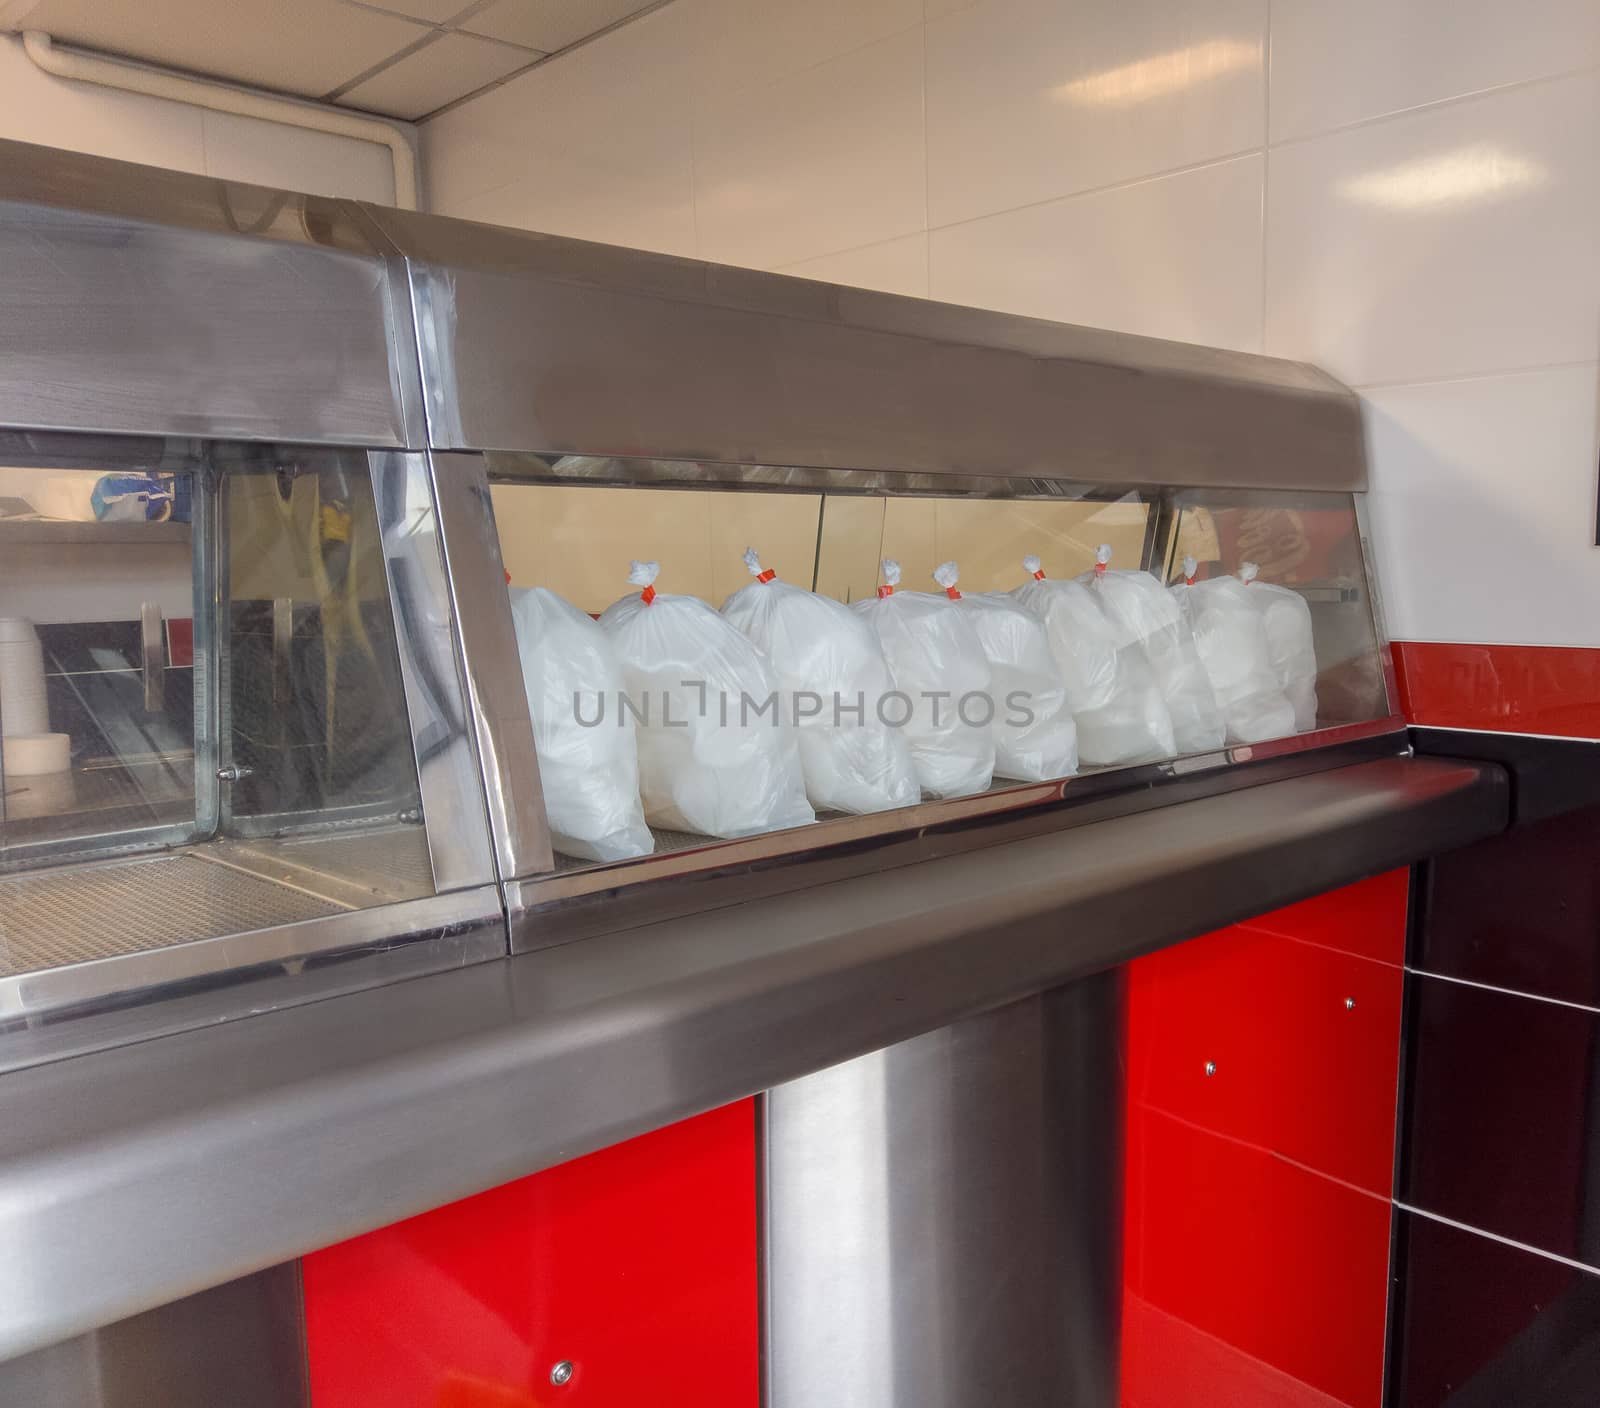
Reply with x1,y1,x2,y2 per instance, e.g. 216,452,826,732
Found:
0,137,1509,1403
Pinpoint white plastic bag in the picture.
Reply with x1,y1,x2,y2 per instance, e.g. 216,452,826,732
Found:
1012,555,1175,766
508,586,653,862
1170,557,1297,745
952,574,1078,781
1077,545,1225,755
599,562,815,838
853,560,996,799
1242,563,1319,731
721,548,919,815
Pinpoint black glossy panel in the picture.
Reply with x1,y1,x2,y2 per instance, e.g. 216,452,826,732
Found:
1412,728,1600,827
1390,1210,1600,1407
1413,801,1600,1007
1401,974,1600,1267
37,619,143,674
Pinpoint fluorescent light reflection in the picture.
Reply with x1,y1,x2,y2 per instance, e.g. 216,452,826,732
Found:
1053,38,1259,108
1339,145,1547,211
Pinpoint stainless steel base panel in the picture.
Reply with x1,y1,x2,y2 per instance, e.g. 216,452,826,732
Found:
765,972,1123,1408
0,1264,306,1408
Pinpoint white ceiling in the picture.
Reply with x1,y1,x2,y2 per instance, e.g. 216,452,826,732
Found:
0,0,666,121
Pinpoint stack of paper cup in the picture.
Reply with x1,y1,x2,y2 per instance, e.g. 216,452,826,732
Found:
0,617,69,778
3,732,71,777
0,618,49,737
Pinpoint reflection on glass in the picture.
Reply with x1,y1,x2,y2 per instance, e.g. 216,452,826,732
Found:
1167,496,1387,725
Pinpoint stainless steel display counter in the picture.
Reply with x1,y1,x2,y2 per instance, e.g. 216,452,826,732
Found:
0,752,1504,1359
0,136,1504,1397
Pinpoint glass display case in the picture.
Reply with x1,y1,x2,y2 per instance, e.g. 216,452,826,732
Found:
0,139,1401,1029
0,435,499,1028
474,452,1396,947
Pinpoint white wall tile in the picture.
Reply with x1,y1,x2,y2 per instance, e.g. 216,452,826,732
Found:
446,155,696,256
422,2,697,254
201,111,398,203
1363,365,1600,646
689,0,922,98
694,27,926,269
1266,74,1600,387
780,234,930,297
929,155,1264,352
926,0,1265,226
0,34,205,174
1270,0,1600,143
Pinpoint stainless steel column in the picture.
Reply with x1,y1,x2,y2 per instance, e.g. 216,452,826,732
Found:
765,972,1123,1408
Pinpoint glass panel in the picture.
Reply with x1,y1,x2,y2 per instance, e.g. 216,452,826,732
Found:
0,444,435,989
485,455,1392,878
1166,490,1389,728
0,458,200,861
222,453,428,833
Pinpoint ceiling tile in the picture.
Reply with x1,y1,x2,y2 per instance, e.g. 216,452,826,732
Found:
462,0,655,54
4,0,430,99
339,30,536,118
342,0,473,22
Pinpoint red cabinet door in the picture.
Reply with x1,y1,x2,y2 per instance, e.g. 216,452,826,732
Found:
302,1100,759,1408
1123,872,1409,1408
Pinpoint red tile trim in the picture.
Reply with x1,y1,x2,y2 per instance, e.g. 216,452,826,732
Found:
1392,641,1600,739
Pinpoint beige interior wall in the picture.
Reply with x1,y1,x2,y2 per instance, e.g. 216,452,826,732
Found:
494,485,823,614
877,497,1149,597
494,484,1153,612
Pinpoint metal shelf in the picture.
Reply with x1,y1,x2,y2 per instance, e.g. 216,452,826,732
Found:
0,518,191,546
0,827,434,981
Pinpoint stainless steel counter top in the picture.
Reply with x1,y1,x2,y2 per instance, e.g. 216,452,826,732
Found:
0,754,1507,1361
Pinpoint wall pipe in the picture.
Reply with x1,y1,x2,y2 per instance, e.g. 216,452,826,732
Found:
20,30,418,209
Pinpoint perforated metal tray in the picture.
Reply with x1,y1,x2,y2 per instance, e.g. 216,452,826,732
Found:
0,827,435,979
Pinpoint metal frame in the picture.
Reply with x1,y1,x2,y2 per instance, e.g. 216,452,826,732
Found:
368,450,498,893
365,202,1366,493
424,451,554,882
507,721,1410,950
1355,490,1402,719
0,884,504,1030
0,139,422,448
192,461,223,842
482,450,1168,501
